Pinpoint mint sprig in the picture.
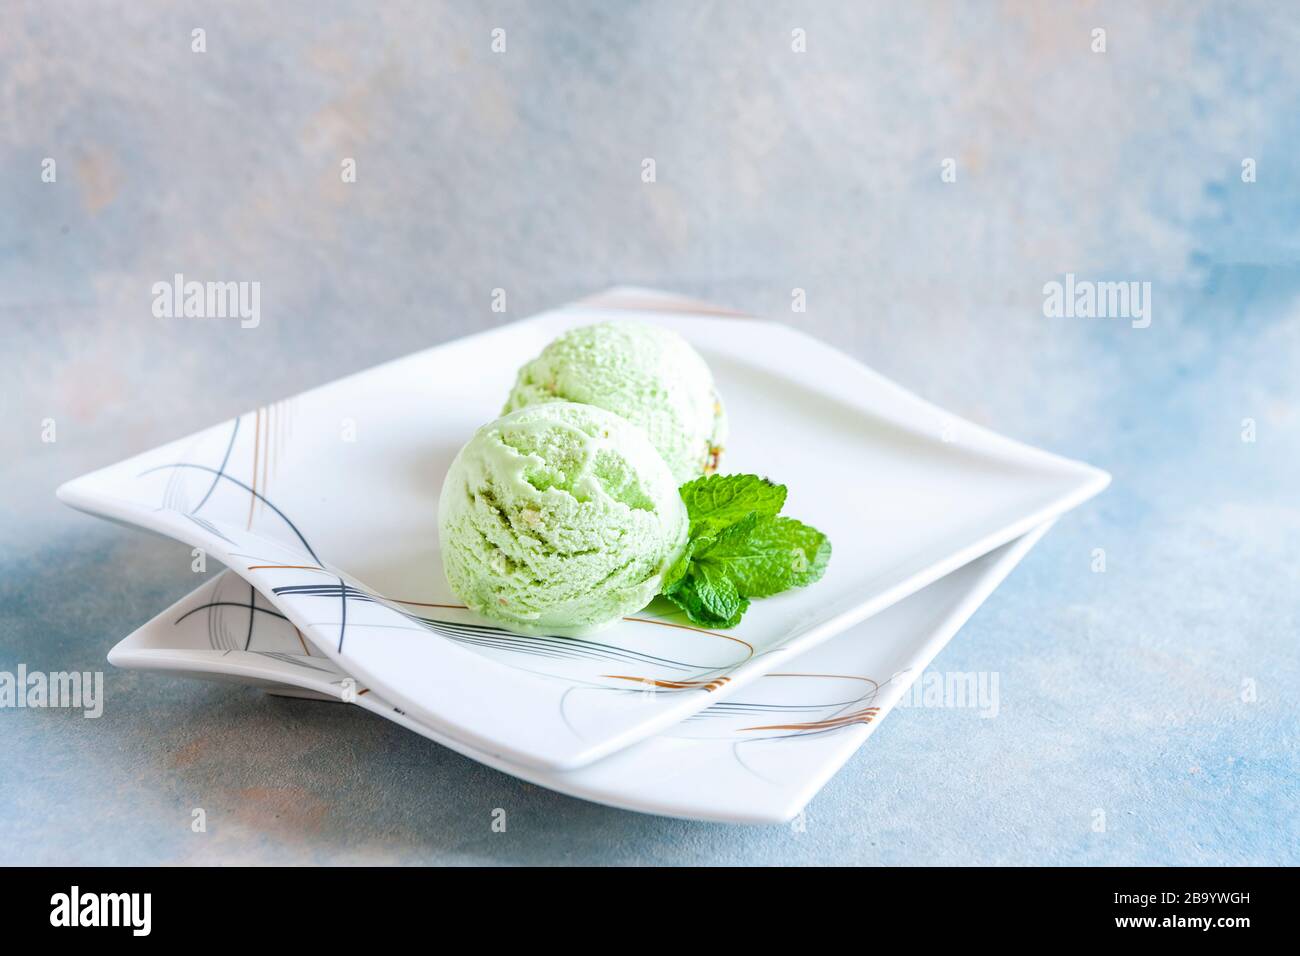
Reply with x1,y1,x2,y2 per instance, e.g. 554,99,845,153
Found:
660,474,831,629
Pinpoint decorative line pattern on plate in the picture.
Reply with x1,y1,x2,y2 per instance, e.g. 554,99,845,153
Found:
165,581,889,749
140,410,349,651
270,582,749,676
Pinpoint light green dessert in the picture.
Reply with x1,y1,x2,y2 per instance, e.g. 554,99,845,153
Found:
438,402,689,635
502,322,727,483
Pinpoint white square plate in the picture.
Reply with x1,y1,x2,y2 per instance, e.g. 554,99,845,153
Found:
110,526,1050,823
58,288,1108,771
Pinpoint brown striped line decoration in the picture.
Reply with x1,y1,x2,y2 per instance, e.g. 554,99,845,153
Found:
600,675,734,692
740,706,882,733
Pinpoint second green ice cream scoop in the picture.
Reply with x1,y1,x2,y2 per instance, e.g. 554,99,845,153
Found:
503,322,727,483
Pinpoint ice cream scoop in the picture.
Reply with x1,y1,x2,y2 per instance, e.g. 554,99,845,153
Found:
438,402,689,635
503,322,727,483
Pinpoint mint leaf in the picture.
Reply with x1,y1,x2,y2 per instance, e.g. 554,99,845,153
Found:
664,571,749,628
694,560,744,621
693,515,829,597
678,474,786,537
745,516,831,592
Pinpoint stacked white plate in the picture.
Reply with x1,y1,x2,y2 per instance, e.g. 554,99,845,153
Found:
58,288,1108,823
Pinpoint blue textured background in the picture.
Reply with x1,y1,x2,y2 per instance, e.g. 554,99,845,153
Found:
1,1,1297,864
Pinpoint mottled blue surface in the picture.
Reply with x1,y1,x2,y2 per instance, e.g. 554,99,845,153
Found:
1,1,1297,864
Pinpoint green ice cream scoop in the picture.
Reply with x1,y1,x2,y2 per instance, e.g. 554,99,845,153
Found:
503,322,727,483
437,402,689,635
